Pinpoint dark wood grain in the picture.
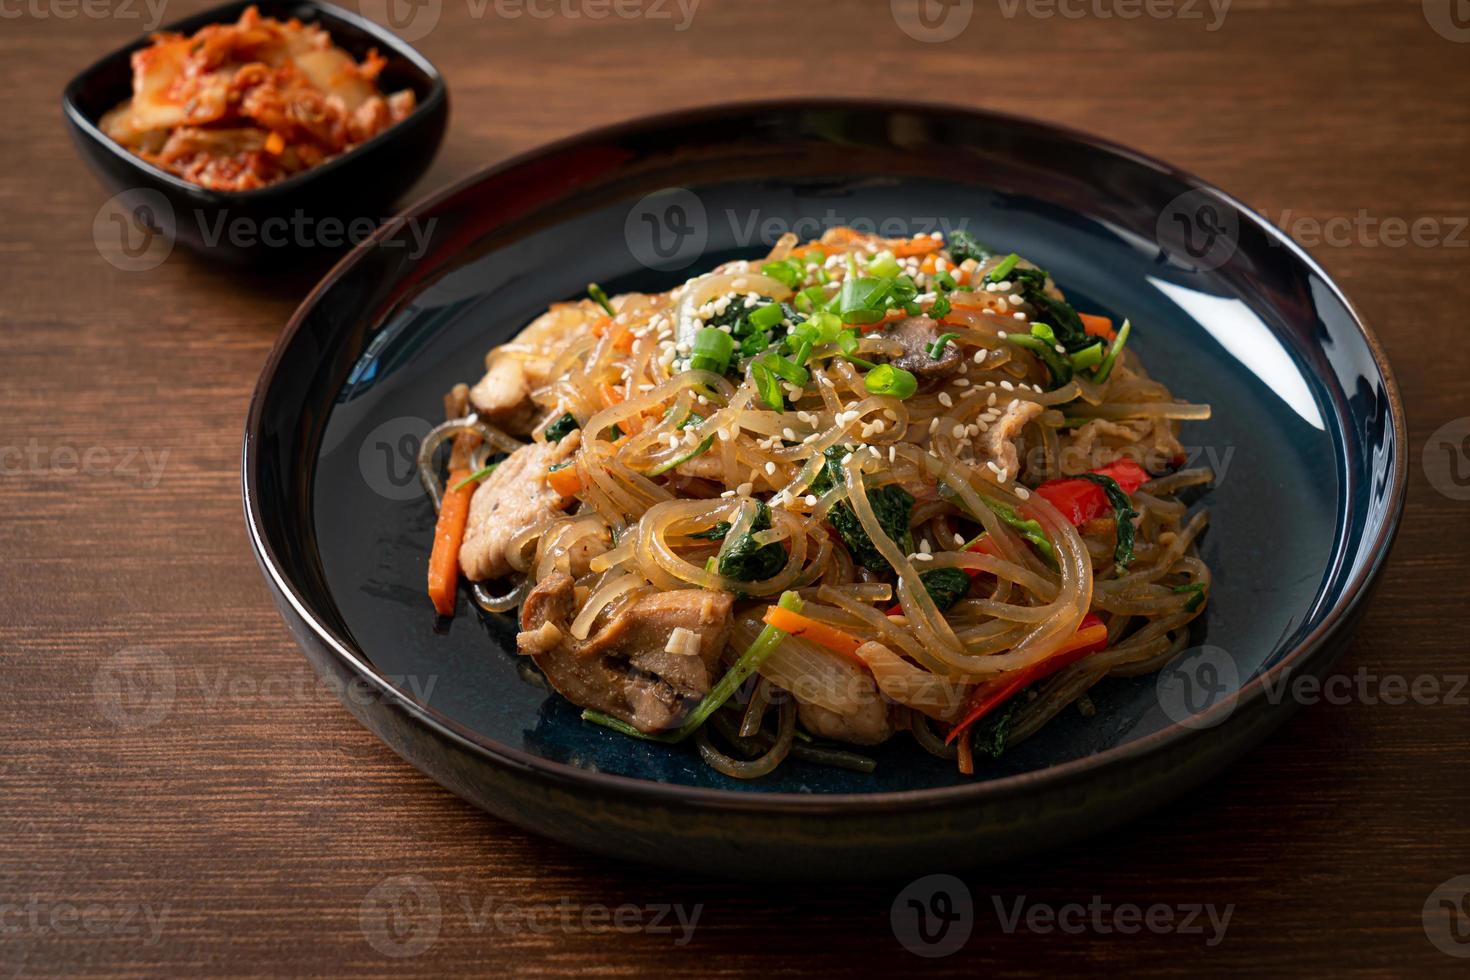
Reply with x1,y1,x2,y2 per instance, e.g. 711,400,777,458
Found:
3,0,1468,975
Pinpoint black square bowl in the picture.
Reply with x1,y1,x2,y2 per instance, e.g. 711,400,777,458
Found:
62,0,449,266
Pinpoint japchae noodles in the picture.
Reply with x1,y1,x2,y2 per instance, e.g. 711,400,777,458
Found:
421,226,1212,778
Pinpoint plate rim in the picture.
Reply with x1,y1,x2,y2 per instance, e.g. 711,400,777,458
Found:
243,97,1408,812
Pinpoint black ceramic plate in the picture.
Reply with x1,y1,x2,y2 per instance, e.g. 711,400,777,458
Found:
244,100,1405,879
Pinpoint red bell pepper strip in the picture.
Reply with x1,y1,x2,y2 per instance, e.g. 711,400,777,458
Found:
945,613,1109,745
1034,458,1150,526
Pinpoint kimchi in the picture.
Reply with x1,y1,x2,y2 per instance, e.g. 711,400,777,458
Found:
100,6,417,191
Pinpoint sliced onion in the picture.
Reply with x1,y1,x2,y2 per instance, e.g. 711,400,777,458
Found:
568,573,641,640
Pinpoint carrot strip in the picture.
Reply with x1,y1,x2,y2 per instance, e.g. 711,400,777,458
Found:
264,131,285,155
1080,313,1117,341
761,606,864,660
428,468,475,617
591,315,612,337
613,328,636,353
546,464,582,499
891,237,940,257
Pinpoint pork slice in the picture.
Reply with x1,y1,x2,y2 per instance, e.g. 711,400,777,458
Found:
980,399,1044,477
468,304,600,434
458,441,566,581
797,699,895,746
468,357,538,434
518,571,735,733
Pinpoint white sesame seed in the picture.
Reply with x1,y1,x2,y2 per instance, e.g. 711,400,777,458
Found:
952,424,966,439
938,392,953,408
1014,485,1031,500
1013,312,1027,320
764,461,777,476
1001,380,1015,391
953,533,966,546
805,494,818,506
997,330,1008,339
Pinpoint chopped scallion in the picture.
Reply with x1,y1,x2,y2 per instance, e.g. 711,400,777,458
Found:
587,282,615,316
689,327,735,375
864,364,918,399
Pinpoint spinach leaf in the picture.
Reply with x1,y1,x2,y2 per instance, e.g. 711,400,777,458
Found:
715,501,787,582
544,413,580,443
811,446,915,574
1079,473,1138,572
944,229,993,266
988,264,1092,353
688,521,730,542
919,566,972,611
970,692,1024,760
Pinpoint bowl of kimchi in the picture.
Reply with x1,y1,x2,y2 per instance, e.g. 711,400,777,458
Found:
62,0,448,266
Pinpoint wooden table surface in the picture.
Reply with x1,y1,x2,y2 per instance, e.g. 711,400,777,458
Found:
4,0,1469,975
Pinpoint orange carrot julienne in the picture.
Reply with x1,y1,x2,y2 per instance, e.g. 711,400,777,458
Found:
891,237,941,257
546,464,582,499
264,131,285,155
761,606,865,660
1080,313,1117,341
613,328,636,353
428,467,474,617
591,315,612,337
